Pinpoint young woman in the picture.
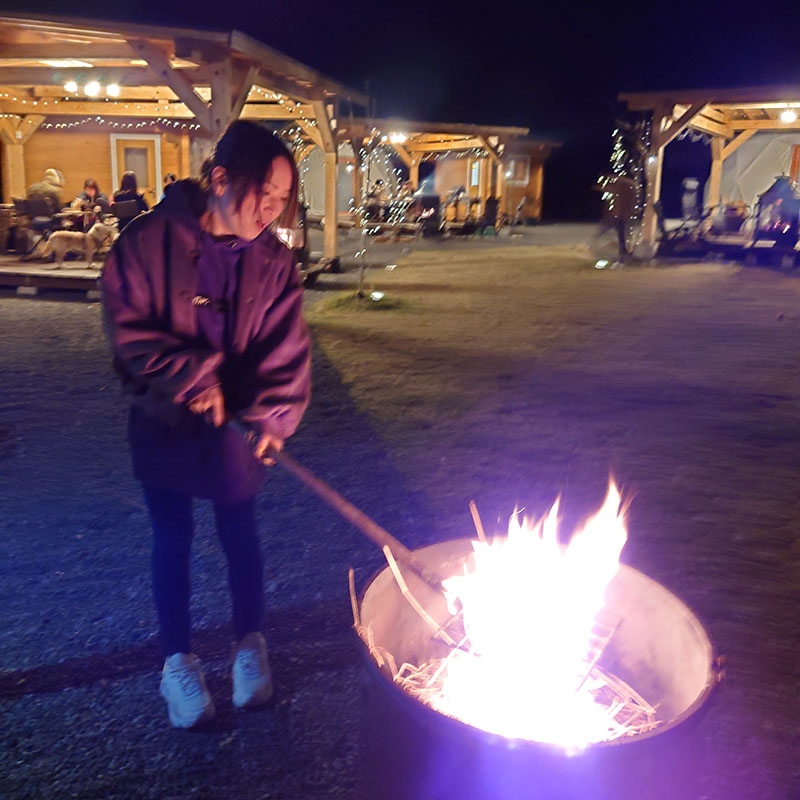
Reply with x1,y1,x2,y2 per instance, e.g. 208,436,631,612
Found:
71,178,111,230
101,120,311,728
112,171,149,231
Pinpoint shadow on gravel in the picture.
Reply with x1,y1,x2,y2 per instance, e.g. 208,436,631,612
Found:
1,333,434,704
0,601,356,701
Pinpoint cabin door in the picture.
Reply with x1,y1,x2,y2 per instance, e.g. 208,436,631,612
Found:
110,134,162,206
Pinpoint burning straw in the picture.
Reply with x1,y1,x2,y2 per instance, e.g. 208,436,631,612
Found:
353,487,663,749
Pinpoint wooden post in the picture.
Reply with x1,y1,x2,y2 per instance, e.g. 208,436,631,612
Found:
208,59,233,139
707,137,724,210
639,105,669,256
409,158,420,189
529,161,544,220
0,114,44,200
350,137,364,212
179,133,191,177
497,159,507,215
1,143,26,201
479,157,490,214
311,97,338,259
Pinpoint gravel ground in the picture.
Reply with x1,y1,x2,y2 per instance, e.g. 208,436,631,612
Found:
1,237,800,799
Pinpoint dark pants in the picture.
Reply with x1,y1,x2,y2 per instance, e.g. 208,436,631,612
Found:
143,486,264,656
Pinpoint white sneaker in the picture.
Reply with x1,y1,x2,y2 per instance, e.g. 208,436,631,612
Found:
159,652,215,728
232,632,273,708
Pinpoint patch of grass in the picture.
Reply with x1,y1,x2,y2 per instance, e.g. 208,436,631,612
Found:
314,290,409,312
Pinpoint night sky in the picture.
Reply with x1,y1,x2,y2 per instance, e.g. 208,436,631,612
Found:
4,0,800,218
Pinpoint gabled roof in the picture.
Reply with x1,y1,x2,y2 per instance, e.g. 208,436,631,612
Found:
0,12,367,105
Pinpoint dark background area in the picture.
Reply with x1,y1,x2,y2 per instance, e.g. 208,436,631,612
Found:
1,0,798,218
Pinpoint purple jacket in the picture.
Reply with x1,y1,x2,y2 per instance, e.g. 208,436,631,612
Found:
101,180,311,503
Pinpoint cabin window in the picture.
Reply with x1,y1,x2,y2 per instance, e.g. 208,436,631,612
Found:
505,157,530,186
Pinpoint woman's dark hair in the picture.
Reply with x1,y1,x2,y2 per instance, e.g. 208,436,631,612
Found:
120,171,138,193
84,178,99,195
205,119,299,230
163,173,177,185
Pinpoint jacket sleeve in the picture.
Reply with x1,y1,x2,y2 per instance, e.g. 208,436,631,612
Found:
101,226,223,405
238,252,311,439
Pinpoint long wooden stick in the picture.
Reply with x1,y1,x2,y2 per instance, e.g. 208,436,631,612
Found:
264,443,446,594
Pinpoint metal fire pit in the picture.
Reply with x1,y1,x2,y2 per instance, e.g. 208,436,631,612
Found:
356,538,720,800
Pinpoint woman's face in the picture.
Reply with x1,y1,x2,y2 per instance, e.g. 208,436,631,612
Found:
213,156,293,241
86,185,97,198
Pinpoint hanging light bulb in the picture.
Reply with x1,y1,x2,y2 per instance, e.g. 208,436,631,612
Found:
85,81,101,97
64,80,78,93
780,108,797,123
106,83,120,97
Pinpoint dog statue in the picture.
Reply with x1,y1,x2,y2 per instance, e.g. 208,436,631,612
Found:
42,220,117,269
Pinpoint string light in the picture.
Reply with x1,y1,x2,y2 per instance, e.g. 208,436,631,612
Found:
40,116,201,131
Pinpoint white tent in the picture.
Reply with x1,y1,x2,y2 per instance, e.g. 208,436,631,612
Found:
714,131,800,207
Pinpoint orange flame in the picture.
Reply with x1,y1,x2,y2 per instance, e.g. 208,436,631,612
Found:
434,482,628,751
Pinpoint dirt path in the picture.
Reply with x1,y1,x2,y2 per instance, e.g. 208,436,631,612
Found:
1,245,799,798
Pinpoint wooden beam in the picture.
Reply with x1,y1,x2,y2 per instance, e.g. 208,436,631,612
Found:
0,66,178,86
729,118,800,130
0,43,139,59
208,58,232,137
405,137,484,153
0,117,18,146
478,135,501,165
239,103,314,121
229,29,368,106
24,84,181,101
721,130,756,160
229,64,258,125
692,105,729,125
687,115,734,138
657,101,709,149
0,98,196,117
311,97,337,153
294,142,316,164
18,114,45,144
622,86,800,110
126,39,211,130
297,118,322,148
391,143,413,168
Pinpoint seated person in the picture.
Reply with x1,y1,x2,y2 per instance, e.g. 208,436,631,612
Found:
113,171,149,231
71,178,111,231
27,168,65,211
73,178,111,215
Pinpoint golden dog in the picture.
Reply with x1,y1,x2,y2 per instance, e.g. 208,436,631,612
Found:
43,220,117,269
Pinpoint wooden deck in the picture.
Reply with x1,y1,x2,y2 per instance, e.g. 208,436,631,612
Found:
0,255,100,298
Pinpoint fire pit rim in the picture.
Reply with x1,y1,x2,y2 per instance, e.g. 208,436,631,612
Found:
354,540,721,753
